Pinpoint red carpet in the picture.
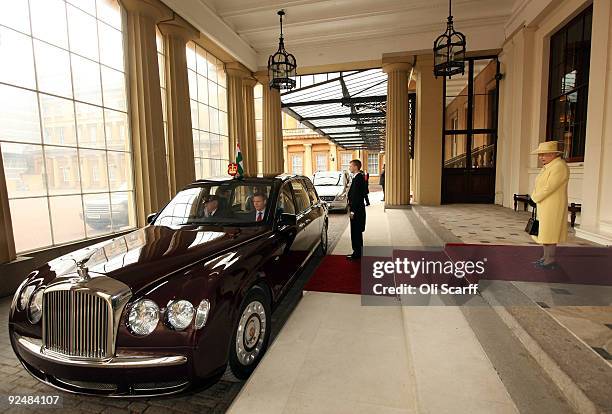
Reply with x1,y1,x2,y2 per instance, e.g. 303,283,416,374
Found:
303,255,362,294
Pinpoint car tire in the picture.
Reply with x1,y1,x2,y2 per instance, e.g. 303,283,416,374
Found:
229,286,271,380
318,220,328,256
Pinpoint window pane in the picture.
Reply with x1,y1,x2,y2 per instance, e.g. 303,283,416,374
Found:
0,0,31,34
30,0,68,48
208,80,218,107
107,150,132,191
49,195,85,243
67,4,99,61
190,100,199,129
471,133,495,168
444,134,467,168
101,66,126,111
209,108,219,134
83,192,111,236
45,145,80,195
188,69,197,100
218,86,227,112
76,102,105,149
67,0,96,14
79,148,108,192
186,42,196,70
197,74,208,104
0,26,36,89
198,103,210,131
192,131,200,157
105,109,129,151
0,85,41,144
1,142,47,197
98,22,124,71
219,111,228,136
199,132,210,157
96,0,122,30
34,41,73,98
10,197,52,252
110,191,134,230
72,55,103,105
207,53,217,83
40,94,77,146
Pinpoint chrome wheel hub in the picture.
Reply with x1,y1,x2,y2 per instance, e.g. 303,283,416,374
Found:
236,300,266,366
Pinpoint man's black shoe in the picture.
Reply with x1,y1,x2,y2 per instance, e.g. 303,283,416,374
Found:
346,254,361,260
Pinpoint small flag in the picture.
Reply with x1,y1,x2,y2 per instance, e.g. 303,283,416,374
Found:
235,143,244,177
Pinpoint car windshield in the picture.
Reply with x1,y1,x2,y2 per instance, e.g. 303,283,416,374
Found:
153,181,273,227
313,173,342,186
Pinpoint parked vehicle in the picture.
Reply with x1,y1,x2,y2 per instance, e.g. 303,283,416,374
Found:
312,170,350,212
9,175,328,396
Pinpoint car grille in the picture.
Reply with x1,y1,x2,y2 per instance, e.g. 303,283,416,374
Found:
43,290,111,359
320,196,335,202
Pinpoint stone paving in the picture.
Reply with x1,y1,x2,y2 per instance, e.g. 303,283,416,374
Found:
0,212,350,414
418,203,595,246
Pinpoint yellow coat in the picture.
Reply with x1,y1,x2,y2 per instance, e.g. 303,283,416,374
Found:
531,157,569,244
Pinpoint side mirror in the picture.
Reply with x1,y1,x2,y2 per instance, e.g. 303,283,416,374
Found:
146,213,157,225
278,212,296,227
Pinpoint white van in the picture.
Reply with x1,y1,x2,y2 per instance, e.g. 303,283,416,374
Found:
312,170,350,212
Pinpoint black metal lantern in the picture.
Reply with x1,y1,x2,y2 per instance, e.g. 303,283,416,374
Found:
268,10,297,90
433,0,466,78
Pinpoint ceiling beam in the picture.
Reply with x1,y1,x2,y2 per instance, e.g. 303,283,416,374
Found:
281,95,386,108
302,113,385,121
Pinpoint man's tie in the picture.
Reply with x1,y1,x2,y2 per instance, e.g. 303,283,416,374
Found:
256,211,263,222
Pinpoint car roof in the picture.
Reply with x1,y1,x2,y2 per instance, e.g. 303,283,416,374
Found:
190,174,307,185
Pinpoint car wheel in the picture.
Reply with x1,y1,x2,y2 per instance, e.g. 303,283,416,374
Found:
229,286,271,380
319,221,328,256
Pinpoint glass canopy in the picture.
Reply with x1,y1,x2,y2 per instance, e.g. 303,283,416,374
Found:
280,69,387,150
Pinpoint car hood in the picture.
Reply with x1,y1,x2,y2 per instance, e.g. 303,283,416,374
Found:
43,225,268,292
314,185,345,197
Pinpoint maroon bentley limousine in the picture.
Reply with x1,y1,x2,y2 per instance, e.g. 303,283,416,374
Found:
9,175,328,396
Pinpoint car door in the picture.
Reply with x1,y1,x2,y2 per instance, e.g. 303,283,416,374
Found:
302,178,324,248
290,179,319,259
266,182,304,297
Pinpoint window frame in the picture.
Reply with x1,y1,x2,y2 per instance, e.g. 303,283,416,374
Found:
545,5,592,162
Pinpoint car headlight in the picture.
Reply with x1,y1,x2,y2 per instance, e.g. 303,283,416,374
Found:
18,284,37,312
27,288,44,324
166,300,195,330
194,299,210,329
127,299,160,336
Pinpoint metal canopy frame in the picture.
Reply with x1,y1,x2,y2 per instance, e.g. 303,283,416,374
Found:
280,69,388,150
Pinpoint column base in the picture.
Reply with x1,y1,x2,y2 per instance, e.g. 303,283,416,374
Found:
384,204,412,210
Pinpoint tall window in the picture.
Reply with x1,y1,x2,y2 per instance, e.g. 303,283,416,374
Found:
0,0,134,253
254,83,263,174
315,153,327,172
291,154,303,175
340,153,352,171
156,27,171,193
367,153,379,175
546,5,592,161
186,41,229,179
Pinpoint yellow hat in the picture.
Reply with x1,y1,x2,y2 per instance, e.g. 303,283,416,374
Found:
531,141,562,155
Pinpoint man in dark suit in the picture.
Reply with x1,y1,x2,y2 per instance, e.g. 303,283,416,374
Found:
347,159,366,260
248,192,268,222
200,195,232,219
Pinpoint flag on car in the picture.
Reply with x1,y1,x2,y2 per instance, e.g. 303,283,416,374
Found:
235,143,244,177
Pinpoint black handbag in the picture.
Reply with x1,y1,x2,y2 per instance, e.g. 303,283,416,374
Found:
525,206,539,236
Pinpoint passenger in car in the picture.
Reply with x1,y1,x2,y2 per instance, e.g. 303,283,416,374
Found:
250,193,268,222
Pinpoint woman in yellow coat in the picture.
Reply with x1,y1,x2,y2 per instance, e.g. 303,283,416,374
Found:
529,141,569,269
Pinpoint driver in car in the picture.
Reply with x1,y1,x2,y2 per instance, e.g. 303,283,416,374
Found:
201,195,231,219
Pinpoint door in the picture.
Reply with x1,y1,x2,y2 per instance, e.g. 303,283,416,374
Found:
442,57,500,203
290,179,319,255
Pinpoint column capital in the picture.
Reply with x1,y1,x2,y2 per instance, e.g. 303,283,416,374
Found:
120,0,169,21
243,77,258,88
158,16,198,41
226,62,252,79
254,70,270,85
304,143,312,148
382,62,413,74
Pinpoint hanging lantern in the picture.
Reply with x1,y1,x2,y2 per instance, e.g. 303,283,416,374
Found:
268,10,297,90
433,0,466,78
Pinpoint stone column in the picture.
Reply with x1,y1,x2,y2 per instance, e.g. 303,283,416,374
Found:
158,17,197,196
255,72,284,175
226,62,252,172
329,142,338,170
414,55,443,205
303,143,313,177
283,143,289,173
0,152,15,264
243,77,258,175
121,0,170,227
382,61,412,207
